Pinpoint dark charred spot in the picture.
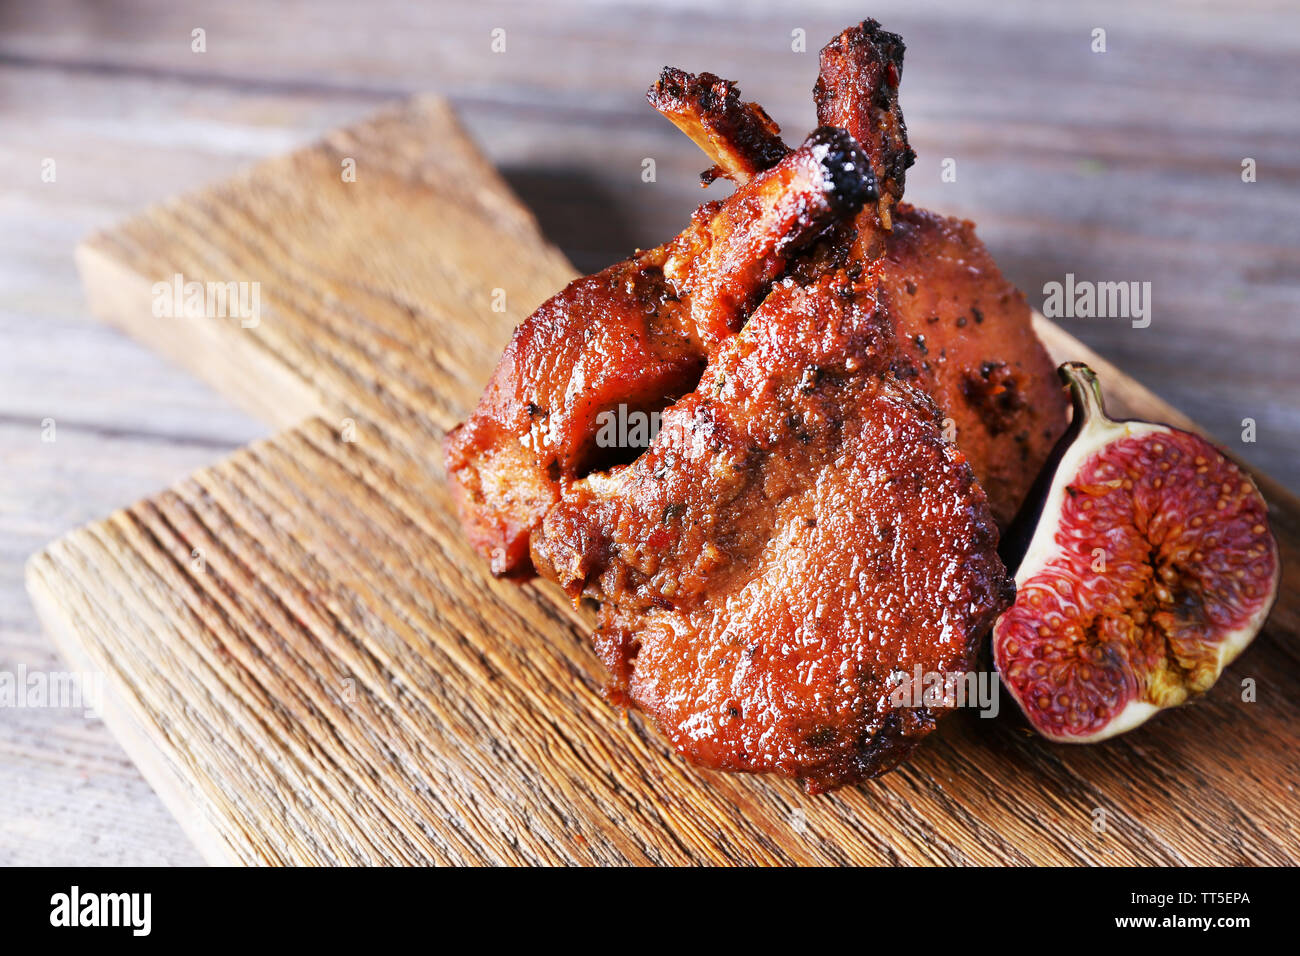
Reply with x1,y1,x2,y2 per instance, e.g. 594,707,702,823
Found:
892,360,919,380
804,726,839,748
891,146,918,181
807,125,879,211
961,361,1028,436
699,165,724,187
798,366,824,393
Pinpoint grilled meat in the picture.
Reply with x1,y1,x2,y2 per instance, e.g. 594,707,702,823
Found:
445,19,1051,790
877,204,1067,526
532,268,1011,791
647,38,1066,526
647,67,789,186
445,126,876,576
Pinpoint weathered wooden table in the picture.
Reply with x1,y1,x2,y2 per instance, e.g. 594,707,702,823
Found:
2,0,1296,865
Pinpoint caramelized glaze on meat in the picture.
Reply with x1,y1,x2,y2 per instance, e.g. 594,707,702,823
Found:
533,270,1011,791
814,19,915,246
444,19,1046,790
878,204,1068,526
647,68,789,186
443,246,698,576
647,54,1068,527
445,127,875,576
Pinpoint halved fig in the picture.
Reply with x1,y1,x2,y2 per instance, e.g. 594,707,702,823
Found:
994,362,1280,742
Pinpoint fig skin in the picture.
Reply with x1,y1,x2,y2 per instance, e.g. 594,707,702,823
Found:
993,363,1280,743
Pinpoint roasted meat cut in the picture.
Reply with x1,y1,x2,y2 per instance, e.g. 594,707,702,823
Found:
647,27,1067,527
646,67,789,187
446,19,1054,790
445,126,877,577
532,269,1011,790
876,205,1067,527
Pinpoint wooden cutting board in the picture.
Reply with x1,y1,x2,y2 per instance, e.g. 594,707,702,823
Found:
27,96,1300,865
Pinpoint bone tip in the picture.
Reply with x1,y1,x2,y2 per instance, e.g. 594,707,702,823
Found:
807,126,879,211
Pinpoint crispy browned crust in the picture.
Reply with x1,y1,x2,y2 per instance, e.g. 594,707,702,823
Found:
641,25,1069,528
445,21,1055,791
533,270,1011,792
664,126,875,349
814,18,915,234
877,205,1069,527
647,67,790,185
445,129,873,577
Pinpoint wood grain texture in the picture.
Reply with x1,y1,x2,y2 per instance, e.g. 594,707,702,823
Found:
4,0,1297,485
4,2,1298,864
0,58,382,867
74,95,574,442
26,96,1300,865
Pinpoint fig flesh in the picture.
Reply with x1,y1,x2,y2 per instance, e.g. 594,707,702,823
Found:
994,362,1280,742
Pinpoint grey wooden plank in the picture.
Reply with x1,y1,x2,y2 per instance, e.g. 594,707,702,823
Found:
0,420,247,866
